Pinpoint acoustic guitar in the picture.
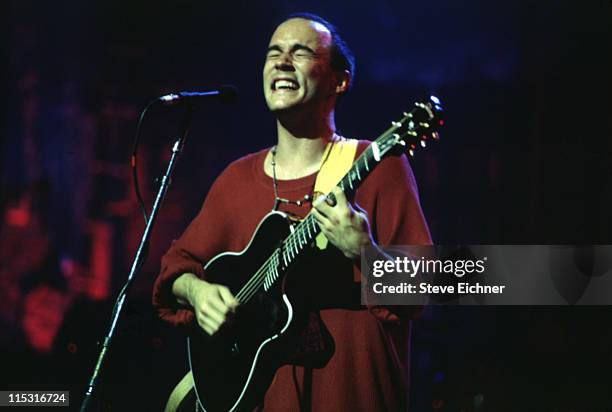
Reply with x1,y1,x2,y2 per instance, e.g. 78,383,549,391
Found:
185,97,444,411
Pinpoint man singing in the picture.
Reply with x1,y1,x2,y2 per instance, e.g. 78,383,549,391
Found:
153,13,431,411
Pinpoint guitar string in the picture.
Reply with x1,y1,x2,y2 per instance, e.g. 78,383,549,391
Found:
235,249,278,302
236,217,314,302
235,222,298,302
236,215,316,303
237,250,281,302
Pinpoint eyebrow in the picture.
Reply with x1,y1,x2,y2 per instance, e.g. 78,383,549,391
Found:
266,43,316,54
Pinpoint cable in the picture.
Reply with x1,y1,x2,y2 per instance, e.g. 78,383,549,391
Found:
130,99,158,225
108,99,158,321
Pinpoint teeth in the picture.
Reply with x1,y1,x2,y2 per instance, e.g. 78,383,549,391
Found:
274,79,298,90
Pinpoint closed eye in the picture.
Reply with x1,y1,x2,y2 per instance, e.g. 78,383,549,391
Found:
266,45,283,59
265,44,316,60
291,44,315,58
293,51,313,59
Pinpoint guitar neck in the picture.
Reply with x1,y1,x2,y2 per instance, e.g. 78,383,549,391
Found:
280,131,402,269
233,142,389,304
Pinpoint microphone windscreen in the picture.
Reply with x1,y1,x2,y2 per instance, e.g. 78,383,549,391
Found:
219,84,238,103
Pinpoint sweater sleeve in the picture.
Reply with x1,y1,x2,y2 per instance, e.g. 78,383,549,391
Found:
152,167,235,328
354,148,432,323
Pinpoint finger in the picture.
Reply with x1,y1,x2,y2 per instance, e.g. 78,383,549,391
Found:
312,194,326,207
331,187,348,208
218,286,238,309
318,225,336,244
312,193,342,216
202,299,228,324
311,207,332,229
350,202,371,230
201,316,220,335
196,311,215,332
314,211,336,237
330,188,355,222
316,205,341,226
313,194,333,216
198,316,214,335
208,290,234,314
201,323,213,336
203,292,226,312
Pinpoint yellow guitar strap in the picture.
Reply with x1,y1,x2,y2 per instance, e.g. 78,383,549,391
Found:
164,370,194,412
313,137,358,249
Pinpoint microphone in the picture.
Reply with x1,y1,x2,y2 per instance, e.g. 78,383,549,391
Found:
156,85,238,106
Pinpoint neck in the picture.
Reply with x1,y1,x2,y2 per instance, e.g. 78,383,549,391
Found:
273,109,336,168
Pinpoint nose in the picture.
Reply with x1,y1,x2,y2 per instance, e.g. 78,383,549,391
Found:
274,52,295,72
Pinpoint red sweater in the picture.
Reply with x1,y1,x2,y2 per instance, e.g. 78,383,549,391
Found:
153,141,431,411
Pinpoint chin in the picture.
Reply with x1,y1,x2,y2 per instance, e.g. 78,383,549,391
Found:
267,100,299,113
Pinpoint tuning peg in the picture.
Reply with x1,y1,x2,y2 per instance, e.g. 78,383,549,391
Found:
398,140,406,146
419,122,430,129
409,149,414,157
420,140,426,148
403,111,413,118
432,131,440,140
392,121,402,128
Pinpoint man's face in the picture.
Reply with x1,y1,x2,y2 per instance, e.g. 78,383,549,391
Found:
263,18,338,114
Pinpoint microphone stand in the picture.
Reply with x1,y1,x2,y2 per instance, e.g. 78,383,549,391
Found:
80,105,194,412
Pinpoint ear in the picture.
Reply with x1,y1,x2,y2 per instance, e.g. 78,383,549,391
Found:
335,69,351,94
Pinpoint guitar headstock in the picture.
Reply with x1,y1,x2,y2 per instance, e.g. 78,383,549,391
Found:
376,95,444,157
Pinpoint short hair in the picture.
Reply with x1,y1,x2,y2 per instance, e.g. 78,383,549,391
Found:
282,12,355,91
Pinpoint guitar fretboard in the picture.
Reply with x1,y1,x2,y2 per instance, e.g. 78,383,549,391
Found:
281,143,383,262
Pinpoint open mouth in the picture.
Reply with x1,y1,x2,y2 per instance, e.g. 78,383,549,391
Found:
271,78,299,91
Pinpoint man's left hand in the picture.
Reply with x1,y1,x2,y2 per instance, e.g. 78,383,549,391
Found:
311,186,374,260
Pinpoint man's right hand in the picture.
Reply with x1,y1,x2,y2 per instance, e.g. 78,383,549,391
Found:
172,273,238,336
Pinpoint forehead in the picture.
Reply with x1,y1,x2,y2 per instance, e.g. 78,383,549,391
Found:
268,18,332,50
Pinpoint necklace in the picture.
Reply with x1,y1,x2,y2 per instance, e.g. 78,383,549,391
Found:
270,137,336,211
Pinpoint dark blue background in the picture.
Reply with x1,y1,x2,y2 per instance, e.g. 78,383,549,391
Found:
2,0,611,410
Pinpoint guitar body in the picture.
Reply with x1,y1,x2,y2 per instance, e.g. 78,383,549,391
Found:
188,211,299,412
